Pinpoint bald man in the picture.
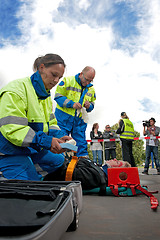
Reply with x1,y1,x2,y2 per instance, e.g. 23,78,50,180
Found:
54,66,96,158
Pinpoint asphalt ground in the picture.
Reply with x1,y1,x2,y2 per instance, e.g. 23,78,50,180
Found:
61,168,160,240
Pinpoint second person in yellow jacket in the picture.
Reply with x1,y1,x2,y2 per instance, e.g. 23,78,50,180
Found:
54,66,96,158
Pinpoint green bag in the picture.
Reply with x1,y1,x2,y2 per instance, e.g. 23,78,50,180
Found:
83,186,148,196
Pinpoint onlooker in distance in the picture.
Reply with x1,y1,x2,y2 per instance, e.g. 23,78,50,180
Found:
142,117,160,175
116,112,136,167
54,66,96,158
103,125,117,161
90,123,103,166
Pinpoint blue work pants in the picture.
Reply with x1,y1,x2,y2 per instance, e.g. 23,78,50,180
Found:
0,149,64,180
58,122,88,157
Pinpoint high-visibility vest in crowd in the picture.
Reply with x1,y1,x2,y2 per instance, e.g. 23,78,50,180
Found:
120,118,134,140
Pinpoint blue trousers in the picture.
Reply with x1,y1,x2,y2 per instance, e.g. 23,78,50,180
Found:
0,149,64,180
58,123,88,157
92,150,102,165
55,109,88,157
144,145,160,171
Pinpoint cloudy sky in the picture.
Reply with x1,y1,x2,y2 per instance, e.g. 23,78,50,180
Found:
0,0,160,139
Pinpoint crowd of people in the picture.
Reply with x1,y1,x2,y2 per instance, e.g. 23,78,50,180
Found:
90,115,160,175
0,52,159,181
90,111,135,167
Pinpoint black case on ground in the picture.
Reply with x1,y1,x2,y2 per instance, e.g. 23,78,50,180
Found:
0,180,83,240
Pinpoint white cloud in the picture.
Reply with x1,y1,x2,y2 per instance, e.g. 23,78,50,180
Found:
78,0,91,10
1,0,160,141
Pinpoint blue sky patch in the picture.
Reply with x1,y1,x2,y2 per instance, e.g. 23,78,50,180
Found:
56,0,140,37
0,0,142,51
0,0,22,46
54,0,141,54
111,1,140,39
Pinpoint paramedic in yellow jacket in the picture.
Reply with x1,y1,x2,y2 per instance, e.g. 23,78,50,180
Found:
0,54,72,180
54,66,96,158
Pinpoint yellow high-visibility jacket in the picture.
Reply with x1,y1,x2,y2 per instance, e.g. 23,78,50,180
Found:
0,71,64,155
120,119,134,140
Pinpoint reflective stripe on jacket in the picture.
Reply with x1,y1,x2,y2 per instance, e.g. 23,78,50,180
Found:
120,119,134,140
54,75,96,118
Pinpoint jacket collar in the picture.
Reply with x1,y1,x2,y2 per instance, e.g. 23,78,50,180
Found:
31,71,50,100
